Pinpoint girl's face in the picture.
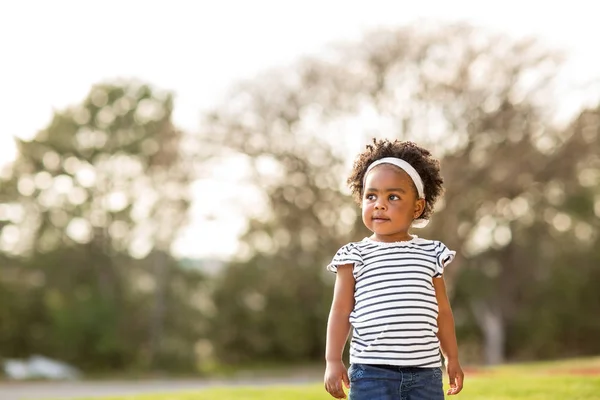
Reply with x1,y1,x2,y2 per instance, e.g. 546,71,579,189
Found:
361,164,425,242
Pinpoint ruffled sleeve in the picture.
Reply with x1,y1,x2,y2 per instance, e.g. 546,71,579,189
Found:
326,243,363,273
434,241,456,277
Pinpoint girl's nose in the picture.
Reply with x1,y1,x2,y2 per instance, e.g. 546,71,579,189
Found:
374,200,387,210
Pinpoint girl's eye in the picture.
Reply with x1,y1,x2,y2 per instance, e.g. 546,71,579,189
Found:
365,194,376,200
389,194,400,201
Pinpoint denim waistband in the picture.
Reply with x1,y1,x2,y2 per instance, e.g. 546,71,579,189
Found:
364,364,437,372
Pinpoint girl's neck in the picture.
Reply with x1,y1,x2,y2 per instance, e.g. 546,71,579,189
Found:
369,232,414,243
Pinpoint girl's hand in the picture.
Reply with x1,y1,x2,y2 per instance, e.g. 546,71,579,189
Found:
324,360,350,399
446,359,464,395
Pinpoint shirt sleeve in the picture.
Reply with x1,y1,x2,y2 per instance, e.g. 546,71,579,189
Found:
434,241,456,277
326,243,363,273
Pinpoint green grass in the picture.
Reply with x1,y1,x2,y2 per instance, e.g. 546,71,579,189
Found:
78,357,600,400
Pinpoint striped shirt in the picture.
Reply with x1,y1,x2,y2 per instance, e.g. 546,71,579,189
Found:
327,236,455,368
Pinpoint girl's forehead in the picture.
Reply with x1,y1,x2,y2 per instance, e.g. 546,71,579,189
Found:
365,164,412,184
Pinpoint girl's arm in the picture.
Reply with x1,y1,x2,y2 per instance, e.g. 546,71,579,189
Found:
324,264,355,399
433,276,464,396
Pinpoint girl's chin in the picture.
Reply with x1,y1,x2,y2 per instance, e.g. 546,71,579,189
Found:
372,229,412,237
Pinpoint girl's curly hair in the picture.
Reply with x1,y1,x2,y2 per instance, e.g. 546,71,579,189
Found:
347,138,445,221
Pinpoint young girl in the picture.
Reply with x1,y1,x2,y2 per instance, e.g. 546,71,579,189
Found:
324,139,464,399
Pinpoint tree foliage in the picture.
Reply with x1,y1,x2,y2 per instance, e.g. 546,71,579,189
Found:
0,82,205,372
1,24,598,372
203,24,600,365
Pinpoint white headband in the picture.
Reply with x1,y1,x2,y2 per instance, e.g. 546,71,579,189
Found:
363,157,429,228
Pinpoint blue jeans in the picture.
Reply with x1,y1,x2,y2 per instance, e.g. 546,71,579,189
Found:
348,363,444,400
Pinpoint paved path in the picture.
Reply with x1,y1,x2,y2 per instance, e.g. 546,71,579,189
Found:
0,376,319,400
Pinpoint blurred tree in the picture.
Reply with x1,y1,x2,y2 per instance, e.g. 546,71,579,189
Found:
203,23,600,365
502,107,600,360
0,82,205,371
202,57,365,364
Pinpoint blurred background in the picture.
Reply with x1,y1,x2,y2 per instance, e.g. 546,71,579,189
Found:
1,0,599,380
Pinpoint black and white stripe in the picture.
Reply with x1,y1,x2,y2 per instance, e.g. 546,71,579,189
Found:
327,236,455,368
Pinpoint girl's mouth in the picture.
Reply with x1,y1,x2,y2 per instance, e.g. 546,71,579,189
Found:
372,217,389,222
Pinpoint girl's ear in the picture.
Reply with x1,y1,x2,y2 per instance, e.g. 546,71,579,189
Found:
414,198,426,219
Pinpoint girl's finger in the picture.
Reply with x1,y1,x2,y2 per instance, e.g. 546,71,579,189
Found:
342,371,350,388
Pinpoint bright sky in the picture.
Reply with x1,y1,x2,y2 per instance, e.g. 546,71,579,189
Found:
1,0,599,259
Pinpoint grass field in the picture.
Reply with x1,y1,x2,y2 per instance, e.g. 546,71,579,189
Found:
82,357,600,400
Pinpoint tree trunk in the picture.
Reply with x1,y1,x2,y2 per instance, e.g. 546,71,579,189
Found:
472,301,505,365
148,250,168,368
